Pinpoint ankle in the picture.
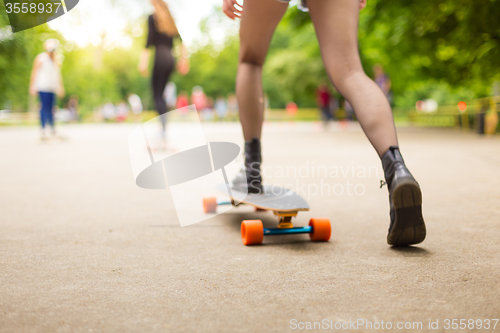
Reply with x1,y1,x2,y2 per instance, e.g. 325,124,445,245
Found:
244,138,261,162
381,146,417,191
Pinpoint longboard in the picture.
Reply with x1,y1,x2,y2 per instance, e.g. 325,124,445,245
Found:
203,184,331,245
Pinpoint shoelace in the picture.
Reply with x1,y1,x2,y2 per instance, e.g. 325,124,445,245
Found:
380,180,387,189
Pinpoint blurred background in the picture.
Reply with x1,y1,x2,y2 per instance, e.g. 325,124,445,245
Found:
1,3,499,330
0,0,499,133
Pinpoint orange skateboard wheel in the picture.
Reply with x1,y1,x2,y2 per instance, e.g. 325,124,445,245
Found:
203,197,217,213
241,220,264,245
309,218,331,242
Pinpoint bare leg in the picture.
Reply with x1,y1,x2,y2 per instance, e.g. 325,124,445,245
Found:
231,0,288,193
308,0,425,246
308,0,398,157
237,0,288,141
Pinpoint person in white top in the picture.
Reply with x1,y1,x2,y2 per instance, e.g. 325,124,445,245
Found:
29,39,65,140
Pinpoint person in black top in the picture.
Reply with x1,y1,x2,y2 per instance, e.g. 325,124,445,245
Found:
139,0,188,139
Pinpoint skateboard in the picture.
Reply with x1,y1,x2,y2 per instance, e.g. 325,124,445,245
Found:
40,134,68,143
203,184,331,245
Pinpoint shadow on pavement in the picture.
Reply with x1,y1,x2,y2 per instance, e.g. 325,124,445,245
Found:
389,246,432,257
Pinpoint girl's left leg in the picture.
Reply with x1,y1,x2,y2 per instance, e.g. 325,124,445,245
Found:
231,0,289,193
308,0,426,246
39,92,55,136
152,50,175,134
152,68,169,134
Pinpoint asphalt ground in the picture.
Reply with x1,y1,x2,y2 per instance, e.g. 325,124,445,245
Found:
1,122,499,333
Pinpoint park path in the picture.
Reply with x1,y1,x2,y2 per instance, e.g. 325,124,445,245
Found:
0,123,499,333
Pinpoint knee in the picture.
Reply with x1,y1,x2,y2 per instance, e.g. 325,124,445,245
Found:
323,53,364,88
239,47,266,68
329,68,366,93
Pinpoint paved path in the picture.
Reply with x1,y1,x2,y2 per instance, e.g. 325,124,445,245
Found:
0,123,499,333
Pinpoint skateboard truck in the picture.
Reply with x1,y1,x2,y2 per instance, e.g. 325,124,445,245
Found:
275,212,296,229
243,217,331,245
265,212,312,235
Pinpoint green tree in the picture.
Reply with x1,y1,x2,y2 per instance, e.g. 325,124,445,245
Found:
0,9,62,111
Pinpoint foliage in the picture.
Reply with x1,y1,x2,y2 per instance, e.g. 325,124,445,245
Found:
1,1,499,113
285,0,500,106
0,9,62,111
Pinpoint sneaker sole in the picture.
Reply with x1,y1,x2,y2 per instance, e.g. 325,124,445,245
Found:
387,181,426,246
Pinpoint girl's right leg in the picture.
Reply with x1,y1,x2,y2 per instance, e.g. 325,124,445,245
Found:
308,0,425,246
39,92,47,130
45,93,56,134
232,0,288,193
308,0,398,158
